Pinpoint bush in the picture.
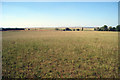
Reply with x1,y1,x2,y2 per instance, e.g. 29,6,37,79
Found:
76,29,80,31
65,28,72,31
73,29,75,31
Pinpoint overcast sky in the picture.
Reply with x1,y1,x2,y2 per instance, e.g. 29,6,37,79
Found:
2,2,118,28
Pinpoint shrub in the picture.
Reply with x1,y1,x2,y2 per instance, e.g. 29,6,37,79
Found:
73,29,75,31
65,28,72,31
76,29,80,31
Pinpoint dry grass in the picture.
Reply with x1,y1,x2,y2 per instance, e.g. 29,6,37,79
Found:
2,31,118,78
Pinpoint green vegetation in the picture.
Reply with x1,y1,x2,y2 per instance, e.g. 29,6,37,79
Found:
2,31,118,78
94,25,120,31
55,25,120,32
56,27,88,31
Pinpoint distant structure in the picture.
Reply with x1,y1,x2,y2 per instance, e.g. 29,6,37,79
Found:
82,27,84,31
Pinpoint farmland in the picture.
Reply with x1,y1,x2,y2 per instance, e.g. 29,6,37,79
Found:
2,30,118,78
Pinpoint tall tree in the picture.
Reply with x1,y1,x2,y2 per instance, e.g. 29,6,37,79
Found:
116,25,120,31
103,25,108,31
108,26,113,31
112,27,116,31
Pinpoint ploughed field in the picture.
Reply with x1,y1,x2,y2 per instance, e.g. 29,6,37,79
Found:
2,31,118,78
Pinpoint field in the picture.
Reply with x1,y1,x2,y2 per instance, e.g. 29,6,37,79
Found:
2,30,118,78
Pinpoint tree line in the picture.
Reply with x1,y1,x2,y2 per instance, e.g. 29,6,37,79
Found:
56,25,120,31
55,27,84,31
94,25,120,31
2,28,25,31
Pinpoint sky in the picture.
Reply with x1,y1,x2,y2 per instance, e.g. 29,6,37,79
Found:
1,2,118,28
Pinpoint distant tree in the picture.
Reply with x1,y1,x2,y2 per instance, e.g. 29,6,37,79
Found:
55,28,59,30
112,27,116,31
94,27,100,31
94,25,118,31
99,25,108,31
108,26,116,31
103,25,108,31
66,28,70,30
63,29,65,31
116,25,120,31
65,28,72,31
94,28,96,31
76,29,80,31
108,26,113,31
